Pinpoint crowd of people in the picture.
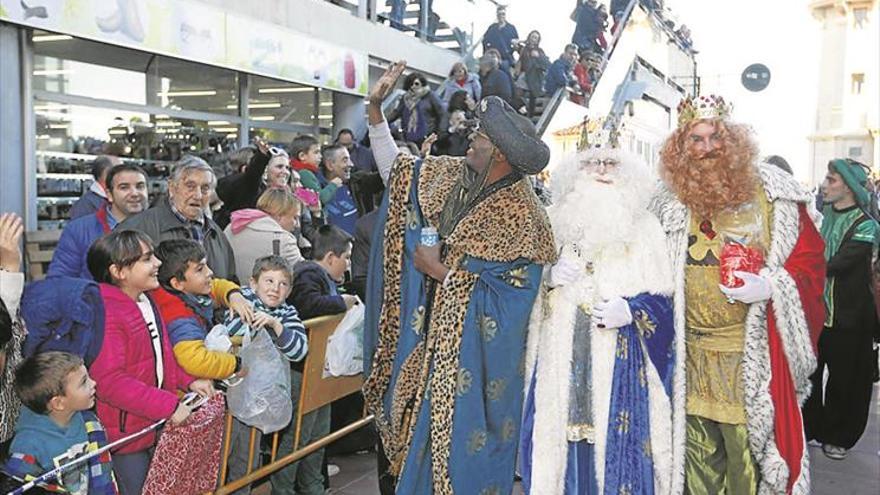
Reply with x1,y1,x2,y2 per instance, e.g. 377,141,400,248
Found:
0,5,876,495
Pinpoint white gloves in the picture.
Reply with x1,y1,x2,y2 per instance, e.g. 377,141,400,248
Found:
593,296,633,329
548,257,582,288
718,270,772,304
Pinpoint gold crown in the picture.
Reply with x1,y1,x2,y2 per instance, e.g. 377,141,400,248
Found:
677,95,732,126
577,116,619,151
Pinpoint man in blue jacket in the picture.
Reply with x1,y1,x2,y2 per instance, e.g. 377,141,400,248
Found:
544,44,579,96
48,164,148,279
68,156,121,220
482,5,520,72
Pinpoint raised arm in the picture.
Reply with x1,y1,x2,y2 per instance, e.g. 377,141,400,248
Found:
368,61,407,185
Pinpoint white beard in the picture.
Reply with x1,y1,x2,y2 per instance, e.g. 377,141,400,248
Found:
550,175,646,258
547,159,673,300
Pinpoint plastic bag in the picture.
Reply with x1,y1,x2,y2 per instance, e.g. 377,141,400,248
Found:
226,328,292,434
720,243,765,288
323,301,365,377
717,201,767,288
204,324,232,353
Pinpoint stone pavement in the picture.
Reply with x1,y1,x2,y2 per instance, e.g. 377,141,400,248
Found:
327,384,880,494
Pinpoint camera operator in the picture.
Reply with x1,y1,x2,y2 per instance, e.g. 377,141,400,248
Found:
433,90,477,157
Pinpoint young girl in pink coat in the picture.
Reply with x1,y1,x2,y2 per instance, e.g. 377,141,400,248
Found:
86,230,215,495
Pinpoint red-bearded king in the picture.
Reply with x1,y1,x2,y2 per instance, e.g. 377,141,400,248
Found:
650,95,826,495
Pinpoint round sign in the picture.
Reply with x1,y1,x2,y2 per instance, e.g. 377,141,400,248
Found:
742,63,771,92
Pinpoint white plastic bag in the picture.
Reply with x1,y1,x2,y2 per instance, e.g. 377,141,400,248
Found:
323,301,365,377
204,324,232,353
226,328,292,433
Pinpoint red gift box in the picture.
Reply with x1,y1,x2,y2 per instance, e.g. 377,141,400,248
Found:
720,243,764,288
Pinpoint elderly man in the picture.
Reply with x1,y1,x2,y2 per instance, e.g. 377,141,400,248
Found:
521,145,678,494
479,53,514,106
49,164,149,279
650,95,825,494
120,155,236,281
803,159,879,461
362,62,556,495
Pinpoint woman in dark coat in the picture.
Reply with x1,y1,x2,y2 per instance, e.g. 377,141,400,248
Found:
385,72,445,147
514,30,551,117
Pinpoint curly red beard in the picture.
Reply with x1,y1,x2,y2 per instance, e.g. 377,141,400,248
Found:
659,120,760,218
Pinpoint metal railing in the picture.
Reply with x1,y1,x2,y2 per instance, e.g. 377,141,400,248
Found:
322,0,497,55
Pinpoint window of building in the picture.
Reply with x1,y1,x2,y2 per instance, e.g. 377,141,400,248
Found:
852,73,865,94
849,146,863,158
33,31,239,114
853,8,868,29
248,75,315,126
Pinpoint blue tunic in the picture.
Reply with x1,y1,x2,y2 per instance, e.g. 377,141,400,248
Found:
364,155,555,494
519,293,675,494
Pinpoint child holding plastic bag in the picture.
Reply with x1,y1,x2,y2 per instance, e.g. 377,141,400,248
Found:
86,230,215,495
274,225,357,495
223,255,307,493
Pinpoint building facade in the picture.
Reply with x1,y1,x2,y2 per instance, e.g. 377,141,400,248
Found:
808,0,879,185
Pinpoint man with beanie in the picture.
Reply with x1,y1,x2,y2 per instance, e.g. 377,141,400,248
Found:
362,61,556,495
803,158,879,461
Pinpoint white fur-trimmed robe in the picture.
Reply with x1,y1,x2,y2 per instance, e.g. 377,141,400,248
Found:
523,212,680,495
648,164,818,495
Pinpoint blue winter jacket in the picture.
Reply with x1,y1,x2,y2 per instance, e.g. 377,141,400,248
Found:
48,207,116,280
69,189,106,220
544,58,575,96
21,276,105,365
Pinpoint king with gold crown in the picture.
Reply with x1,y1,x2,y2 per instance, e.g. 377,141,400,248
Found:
648,95,826,494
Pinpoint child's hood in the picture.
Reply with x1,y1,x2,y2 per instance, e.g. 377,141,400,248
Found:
229,208,271,235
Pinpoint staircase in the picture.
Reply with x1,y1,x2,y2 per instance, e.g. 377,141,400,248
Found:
326,0,477,54
533,0,640,137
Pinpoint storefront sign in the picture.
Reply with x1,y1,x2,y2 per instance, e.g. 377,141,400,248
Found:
225,16,368,96
0,0,368,96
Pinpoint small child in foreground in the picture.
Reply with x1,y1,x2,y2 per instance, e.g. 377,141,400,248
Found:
4,351,117,494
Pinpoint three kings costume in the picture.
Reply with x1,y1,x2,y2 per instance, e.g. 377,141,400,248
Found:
649,164,825,494
363,97,557,494
521,167,681,494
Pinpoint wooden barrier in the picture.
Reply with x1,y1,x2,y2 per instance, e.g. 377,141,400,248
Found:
24,230,61,281
214,312,371,494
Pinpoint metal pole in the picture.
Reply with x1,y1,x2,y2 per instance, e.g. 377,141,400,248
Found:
419,0,429,41
239,74,250,148
20,28,36,231
214,416,375,495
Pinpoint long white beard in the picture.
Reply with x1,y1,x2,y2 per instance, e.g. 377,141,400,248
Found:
550,177,645,256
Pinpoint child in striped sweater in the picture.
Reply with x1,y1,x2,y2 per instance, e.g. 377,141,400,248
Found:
223,256,307,362
222,255,307,493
